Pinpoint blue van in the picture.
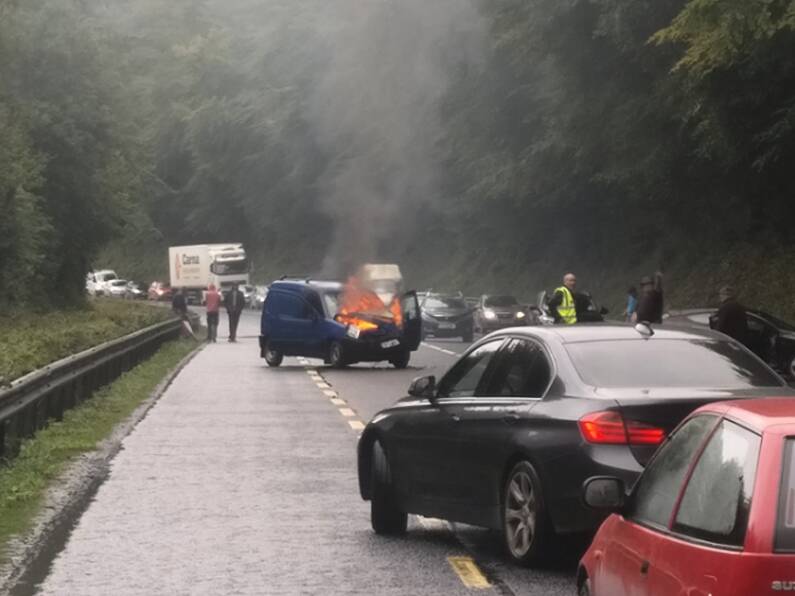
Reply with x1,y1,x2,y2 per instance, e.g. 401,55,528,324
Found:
259,279,422,368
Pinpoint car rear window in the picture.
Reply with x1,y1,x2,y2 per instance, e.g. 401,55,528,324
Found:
775,438,795,553
566,339,783,389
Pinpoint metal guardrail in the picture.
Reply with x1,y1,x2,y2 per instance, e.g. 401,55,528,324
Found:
0,315,195,460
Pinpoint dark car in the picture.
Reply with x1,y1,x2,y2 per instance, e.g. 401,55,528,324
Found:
579,398,795,596
124,281,147,300
474,295,532,333
667,308,795,379
356,324,793,566
420,293,475,342
259,279,421,369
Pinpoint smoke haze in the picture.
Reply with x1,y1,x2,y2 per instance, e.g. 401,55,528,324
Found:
306,0,486,276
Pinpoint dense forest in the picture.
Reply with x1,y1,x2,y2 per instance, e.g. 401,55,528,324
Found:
2,0,794,313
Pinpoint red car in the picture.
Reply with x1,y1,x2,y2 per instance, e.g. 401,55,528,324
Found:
147,281,173,301
578,398,795,596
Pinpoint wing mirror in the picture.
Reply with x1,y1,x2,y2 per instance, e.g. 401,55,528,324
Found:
582,476,625,511
408,375,436,398
600,306,609,316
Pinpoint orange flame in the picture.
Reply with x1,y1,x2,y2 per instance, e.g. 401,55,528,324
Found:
338,276,403,332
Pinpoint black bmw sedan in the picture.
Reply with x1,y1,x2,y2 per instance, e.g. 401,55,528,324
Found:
357,324,795,565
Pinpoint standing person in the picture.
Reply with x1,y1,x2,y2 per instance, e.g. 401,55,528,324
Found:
624,286,638,322
548,273,578,325
225,283,245,342
171,288,188,319
205,283,222,343
634,271,664,324
714,285,749,346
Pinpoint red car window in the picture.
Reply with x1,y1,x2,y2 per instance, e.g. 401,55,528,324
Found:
776,438,795,553
672,420,761,548
630,415,719,529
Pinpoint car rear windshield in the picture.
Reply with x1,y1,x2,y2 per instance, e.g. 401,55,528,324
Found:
485,296,518,307
424,297,466,309
775,438,795,553
566,339,783,389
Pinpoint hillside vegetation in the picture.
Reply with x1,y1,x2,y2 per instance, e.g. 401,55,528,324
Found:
2,0,794,319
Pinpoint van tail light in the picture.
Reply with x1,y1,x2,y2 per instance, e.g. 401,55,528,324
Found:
579,411,665,446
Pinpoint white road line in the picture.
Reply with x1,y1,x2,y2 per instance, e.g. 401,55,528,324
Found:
348,420,365,431
305,369,318,375
421,342,460,357
330,398,346,406
323,389,337,397
315,382,331,389
338,408,356,417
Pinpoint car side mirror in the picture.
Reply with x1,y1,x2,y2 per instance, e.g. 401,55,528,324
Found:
408,375,436,398
582,476,625,511
600,306,609,315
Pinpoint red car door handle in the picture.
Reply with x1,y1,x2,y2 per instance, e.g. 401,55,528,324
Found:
640,560,650,575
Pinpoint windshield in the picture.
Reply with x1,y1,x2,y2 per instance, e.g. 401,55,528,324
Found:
566,339,783,389
423,296,466,310
485,295,518,307
323,291,341,317
99,273,117,282
211,258,249,275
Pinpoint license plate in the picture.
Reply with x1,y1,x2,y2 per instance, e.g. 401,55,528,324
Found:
381,339,400,349
438,322,456,329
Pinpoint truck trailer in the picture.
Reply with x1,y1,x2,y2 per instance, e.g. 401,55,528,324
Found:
169,244,250,303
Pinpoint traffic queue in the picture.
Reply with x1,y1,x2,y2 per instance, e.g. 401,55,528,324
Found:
332,267,795,596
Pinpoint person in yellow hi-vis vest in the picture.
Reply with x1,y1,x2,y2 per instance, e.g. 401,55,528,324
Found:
548,273,578,324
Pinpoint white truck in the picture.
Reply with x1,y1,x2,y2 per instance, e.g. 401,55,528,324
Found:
169,244,250,303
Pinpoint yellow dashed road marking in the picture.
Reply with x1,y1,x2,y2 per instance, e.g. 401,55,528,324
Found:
447,556,491,589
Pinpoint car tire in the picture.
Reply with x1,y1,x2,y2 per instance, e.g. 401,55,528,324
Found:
371,441,407,535
578,577,592,596
329,341,347,368
390,350,410,369
264,342,283,367
502,460,550,566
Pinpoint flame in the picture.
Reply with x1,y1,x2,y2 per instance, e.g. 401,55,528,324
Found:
338,276,403,332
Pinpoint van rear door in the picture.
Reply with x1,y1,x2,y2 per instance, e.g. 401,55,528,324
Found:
402,291,422,351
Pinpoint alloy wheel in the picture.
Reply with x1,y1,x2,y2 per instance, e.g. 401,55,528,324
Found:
504,469,538,558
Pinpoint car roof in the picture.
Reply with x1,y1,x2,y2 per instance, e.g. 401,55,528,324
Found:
694,398,795,431
488,323,729,344
270,280,343,293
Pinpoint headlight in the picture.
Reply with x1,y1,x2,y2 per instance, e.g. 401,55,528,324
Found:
484,310,497,320
515,311,526,319
346,325,360,339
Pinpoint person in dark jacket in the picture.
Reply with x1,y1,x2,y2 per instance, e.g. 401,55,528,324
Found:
224,284,245,342
714,285,748,346
635,271,664,324
171,289,188,319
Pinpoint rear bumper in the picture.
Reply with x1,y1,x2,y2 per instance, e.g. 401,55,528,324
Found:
542,444,643,535
341,336,409,361
423,320,472,337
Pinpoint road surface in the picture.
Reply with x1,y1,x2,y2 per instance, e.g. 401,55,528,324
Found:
18,310,577,595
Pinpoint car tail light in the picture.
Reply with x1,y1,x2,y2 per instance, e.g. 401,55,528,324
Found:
579,411,665,446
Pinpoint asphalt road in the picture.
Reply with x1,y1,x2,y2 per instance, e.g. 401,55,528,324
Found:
21,310,577,595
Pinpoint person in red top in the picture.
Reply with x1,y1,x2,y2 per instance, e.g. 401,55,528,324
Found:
205,284,222,343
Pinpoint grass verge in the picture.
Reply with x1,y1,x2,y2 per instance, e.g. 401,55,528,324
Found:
0,338,196,557
0,299,173,386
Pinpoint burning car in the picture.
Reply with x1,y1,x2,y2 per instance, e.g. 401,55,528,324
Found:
259,277,421,369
